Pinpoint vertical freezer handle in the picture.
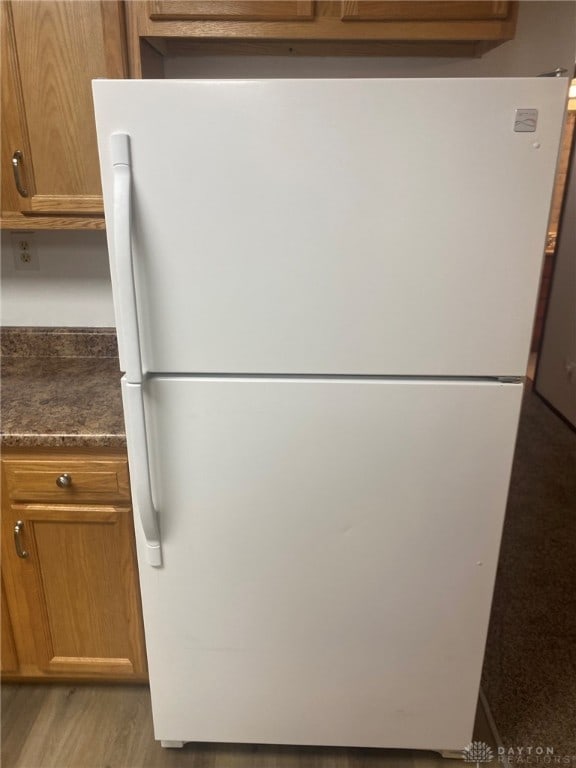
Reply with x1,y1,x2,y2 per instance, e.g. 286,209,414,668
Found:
111,133,142,384
122,379,163,567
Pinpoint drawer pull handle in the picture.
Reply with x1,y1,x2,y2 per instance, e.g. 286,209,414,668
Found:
56,473,72,488
14,521,29,559
11,150,29,198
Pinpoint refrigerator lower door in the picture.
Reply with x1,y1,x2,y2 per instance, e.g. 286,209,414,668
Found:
136,377,522,751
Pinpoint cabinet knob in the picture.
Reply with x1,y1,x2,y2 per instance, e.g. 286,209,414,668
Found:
56,473,72,488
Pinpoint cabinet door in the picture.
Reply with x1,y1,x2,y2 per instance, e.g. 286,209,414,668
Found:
2,1,126,216
3,503,147,680
0,2,33,215
340,1,511,21
1,578,19,674
149,1,314,20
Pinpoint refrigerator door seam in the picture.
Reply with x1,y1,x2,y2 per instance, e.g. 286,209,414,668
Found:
143,372,526,384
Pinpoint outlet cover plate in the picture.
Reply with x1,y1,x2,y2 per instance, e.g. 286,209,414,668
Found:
11,232,39,271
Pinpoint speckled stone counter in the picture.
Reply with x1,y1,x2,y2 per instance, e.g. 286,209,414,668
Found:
1,328,126,449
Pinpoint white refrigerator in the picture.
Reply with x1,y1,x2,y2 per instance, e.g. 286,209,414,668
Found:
93,78,566,754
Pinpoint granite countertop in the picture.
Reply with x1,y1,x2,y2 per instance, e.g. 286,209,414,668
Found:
1,328,126,449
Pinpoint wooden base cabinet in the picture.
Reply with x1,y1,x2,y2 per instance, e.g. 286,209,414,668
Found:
1,577,19,675
1,450,147,682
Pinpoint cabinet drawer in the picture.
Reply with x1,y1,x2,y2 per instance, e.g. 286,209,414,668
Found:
4,459,130,503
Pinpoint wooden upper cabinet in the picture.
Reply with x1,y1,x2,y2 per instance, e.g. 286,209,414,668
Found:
1,1,127,220
149,1,314,20
340,1,511,21
129,1,518,63
1,2,31,216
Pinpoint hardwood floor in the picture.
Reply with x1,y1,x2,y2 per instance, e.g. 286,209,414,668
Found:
1,683,494,768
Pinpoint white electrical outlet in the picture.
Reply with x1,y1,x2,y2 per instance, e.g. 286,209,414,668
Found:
11,232,39,271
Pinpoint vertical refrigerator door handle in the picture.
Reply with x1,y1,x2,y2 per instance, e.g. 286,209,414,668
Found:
122,379,163,567
111,133,142,385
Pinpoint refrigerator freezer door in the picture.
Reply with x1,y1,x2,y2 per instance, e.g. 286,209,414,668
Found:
94,78,566,377
136,376,522,750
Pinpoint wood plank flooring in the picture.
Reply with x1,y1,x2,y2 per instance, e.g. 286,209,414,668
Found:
1,683,494,768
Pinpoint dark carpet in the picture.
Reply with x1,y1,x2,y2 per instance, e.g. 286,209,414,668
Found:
481,384,576,753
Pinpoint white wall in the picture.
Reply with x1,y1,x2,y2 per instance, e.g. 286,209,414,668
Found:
1,230,115,327
2,0,575,328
